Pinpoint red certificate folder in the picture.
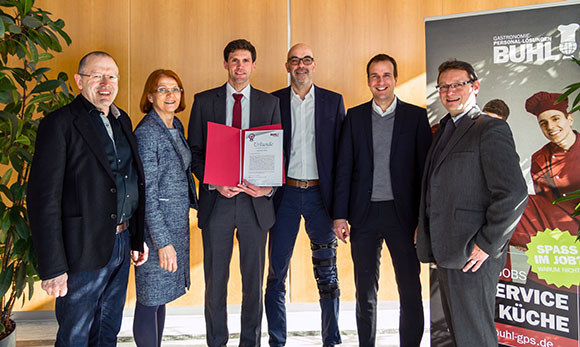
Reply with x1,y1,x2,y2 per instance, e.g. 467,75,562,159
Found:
204,122,283,187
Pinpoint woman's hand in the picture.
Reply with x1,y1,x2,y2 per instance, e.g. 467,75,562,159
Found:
158,244,178,272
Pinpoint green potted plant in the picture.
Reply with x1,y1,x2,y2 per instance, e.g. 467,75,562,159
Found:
555,57,580,241
0,0,73,343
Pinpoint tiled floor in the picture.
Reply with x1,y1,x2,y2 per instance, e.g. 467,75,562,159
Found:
14,301,430,346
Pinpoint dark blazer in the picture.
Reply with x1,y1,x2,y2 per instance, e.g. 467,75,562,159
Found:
27,95,145,280
271,85,345,217
333,99,432,230
188,84,281,230
416,107,528,269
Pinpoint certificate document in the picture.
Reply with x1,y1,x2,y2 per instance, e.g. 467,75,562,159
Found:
242,129,283,186
204,122,284,187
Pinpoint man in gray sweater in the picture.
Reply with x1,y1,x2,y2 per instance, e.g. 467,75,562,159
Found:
333,54,432,347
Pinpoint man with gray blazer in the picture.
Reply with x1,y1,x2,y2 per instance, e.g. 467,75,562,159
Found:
188,39,281,347
416,59,528,346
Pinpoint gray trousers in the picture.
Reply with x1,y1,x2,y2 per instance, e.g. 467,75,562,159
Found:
437,251,507,347
202,193,268,347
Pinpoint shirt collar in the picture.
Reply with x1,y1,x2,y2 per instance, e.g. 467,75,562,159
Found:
109,104,121,118
79,94,121,118
449,105,481,126
451,105,481,126
372,96,397,117
451,111,467,124
291,84,315,101
226,82,251,100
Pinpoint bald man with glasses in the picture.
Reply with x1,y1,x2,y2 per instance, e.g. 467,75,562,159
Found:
266,43,345,347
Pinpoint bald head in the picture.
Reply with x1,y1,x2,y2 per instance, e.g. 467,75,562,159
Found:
286,43,316,94
287,43,313,60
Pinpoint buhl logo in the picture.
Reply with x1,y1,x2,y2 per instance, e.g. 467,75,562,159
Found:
493,22,579,64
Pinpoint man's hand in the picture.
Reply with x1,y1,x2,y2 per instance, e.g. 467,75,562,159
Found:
333,219,350,243
158,244,178,272
215,185,242,198
41,273,68,297
237,180,272,198
462,243,489,272
131,242,149,266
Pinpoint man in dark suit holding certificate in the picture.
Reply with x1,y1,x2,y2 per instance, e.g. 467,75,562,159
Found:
265,43,345,347
333,54,431,347
188,39,281,347
416,59,528,346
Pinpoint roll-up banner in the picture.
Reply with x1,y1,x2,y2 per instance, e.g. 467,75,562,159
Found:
425,2,580,346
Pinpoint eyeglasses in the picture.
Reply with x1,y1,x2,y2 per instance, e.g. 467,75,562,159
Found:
288,56,314,66
154,87,182,94
78,73,119,82
436,80,475,92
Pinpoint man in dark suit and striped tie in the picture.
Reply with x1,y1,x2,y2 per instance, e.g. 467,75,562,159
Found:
188,39,281,347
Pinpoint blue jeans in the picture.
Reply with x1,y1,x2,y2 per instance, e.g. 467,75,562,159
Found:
265,185,341,346
55,230,131,346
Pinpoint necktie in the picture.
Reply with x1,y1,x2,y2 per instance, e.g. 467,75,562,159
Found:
430,116,456,167
426,116,456,217
232,93,243,129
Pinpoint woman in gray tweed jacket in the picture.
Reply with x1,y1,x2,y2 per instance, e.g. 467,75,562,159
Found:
133,69,197,347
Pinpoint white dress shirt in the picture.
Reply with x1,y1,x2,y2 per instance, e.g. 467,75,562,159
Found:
371,96,398,117
288,85,318,180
